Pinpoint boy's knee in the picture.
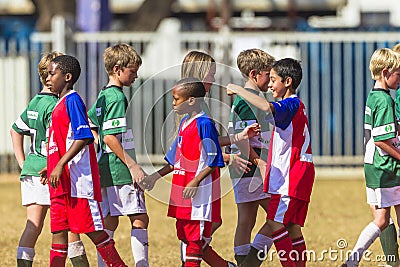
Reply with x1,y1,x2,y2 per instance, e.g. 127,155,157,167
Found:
130,213,149,229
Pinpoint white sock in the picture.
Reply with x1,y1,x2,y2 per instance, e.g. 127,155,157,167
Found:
131,228,149,267
180,241,187,262
252,233,274,252
97,229,114,267
346,222,381,266
234,244,251,256
68,240,86,258
17,247,35,261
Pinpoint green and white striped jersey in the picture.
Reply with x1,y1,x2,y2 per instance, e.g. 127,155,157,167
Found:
364,88,400,188
12,93,58,179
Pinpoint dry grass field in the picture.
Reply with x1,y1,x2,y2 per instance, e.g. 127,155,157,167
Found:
0,171,393,266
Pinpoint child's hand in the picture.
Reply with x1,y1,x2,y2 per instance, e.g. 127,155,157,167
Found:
240,123,260,140
139,174,159,191
49,164,63,188
231,153,251,174
39,167,48,185
183,180,200,199
129,164,145,184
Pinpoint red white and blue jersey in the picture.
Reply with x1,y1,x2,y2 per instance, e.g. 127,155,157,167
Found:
47,90,101,201
265,95,315,202
165,112,224,222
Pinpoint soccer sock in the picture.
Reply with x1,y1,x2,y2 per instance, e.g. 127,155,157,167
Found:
185,240,203,267
202,243,229,267
68,241,89,267
272,227,296,267
180,241,187,263
346,222,381,267
50,243,68,267
234,244,250,265
17,247,35,261
252,233,274,255
97,229,114,267
94,231,127,267
379,218,400,266
240,246,263,267
131,228,149,267
291,236,307,267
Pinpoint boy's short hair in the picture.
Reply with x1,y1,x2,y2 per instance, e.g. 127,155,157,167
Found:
236,48,275,79
369,48,400,80
52,55,81,85
272,58,303,90
104,43,142,76
38,51,64,85
175,77,206,98
181,50,215,81
393,43,400,53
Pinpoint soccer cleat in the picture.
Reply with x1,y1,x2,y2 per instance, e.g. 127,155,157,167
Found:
228,261,238,267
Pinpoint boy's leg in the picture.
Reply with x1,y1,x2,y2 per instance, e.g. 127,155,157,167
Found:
287,224,306,267
88,230,127,267
50,231,69,267
68,233,89,267
234,202,258,264
269,221,296,267
129,213,150,267
185,240,203,267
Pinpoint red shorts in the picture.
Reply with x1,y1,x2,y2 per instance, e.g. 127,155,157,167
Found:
50,194,104,233
267,194,309,227
176,219,212,242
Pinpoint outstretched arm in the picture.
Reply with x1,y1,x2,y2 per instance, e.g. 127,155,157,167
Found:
218,123,260,146
375,139,400,160
226,83,275,114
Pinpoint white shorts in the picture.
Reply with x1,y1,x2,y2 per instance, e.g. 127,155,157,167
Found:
231,176,270,204
366,186,400,208
21,176,50,206
100,183,147,216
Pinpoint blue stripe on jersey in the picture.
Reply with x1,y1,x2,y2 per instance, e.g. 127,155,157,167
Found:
66,92,94,142
272,96,300,130
196,116,224,167
165,137,178,166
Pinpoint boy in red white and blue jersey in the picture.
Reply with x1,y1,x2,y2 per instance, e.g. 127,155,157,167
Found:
45,55,126,267
142,78,237,267
227,58,315,267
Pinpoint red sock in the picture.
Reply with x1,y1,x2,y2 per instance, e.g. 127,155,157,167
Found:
291,236,306,267
94,232,127,267
50,243,68,267
272,228,295,267
185,240,203,267
202,243,228,267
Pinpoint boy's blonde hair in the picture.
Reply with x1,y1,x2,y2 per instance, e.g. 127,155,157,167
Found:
103,43,142,76
237,48,275,79
181,51,215,81
393,43,400,53
369,48,400,80
38,51,64,85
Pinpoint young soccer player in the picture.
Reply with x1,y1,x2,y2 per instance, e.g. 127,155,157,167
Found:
141,77,238,267
341,48,400,267
10,51,89,267
46,54,126,267
227,57,315,267
227,48,275,265
87,43,149,267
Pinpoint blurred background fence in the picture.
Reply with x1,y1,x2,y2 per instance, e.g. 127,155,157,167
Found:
1,15,400,173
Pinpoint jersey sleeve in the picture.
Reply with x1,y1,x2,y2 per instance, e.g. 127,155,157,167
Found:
87,104,99,128
102,100,127,136
232,97,257,134
198,118,224,167
12,107,30,135
66,93,94,142
164,137,178,166
372,105,397,142
272,97,301,130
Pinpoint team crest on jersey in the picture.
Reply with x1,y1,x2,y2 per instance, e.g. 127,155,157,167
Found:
96,107,102,116
27,111,38,120
111,119,121,127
